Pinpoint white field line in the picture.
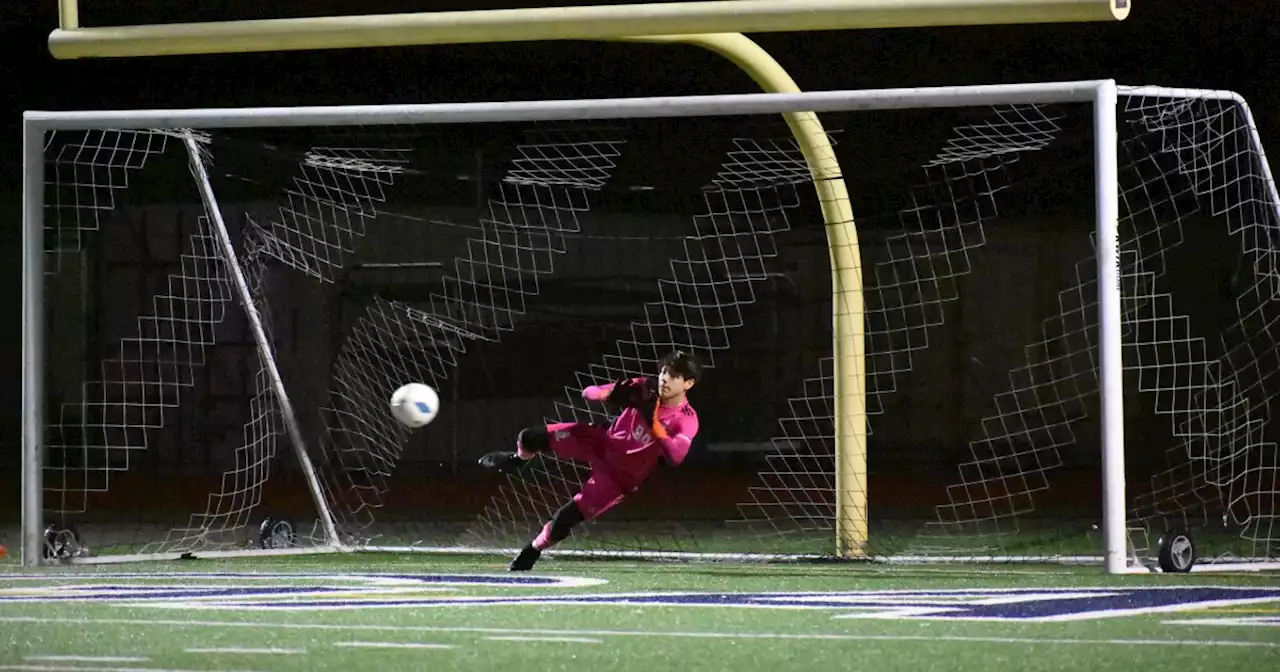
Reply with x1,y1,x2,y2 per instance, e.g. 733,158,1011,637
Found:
1164,617,1280,627
332,642,456,650
22,658,150,664
1,616,1278,648
485,636,603,644
1,667,263,672
183,648,304,655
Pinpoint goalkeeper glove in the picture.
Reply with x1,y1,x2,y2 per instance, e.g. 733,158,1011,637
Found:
606,376,657,412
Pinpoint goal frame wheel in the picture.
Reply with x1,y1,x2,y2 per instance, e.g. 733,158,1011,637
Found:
42,524,84,560
258,516,298,550
1157,528,1196,573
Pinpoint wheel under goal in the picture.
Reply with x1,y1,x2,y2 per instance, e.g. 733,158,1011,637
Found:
19,81,1280,572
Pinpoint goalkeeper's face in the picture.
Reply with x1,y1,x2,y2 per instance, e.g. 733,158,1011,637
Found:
658,367,695,402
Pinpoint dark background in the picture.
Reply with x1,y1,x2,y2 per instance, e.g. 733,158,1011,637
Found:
2,1,1277,532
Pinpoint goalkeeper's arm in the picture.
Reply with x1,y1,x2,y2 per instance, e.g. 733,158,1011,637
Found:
652,412,698,466
582,382,616,402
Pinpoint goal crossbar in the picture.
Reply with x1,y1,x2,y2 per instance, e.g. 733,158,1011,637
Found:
23,81,1114,132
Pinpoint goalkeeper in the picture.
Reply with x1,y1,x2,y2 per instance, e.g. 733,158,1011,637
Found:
479,350,701,571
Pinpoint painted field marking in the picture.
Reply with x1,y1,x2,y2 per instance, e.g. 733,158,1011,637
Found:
830,594,1280,623
183,648,304,655
2,616,1278,648
486,636,603,644
333,642,455,650
0,572,604,589
95,587,1280,617
22,658,150,664
1,667,263,672
1164,617,1280,627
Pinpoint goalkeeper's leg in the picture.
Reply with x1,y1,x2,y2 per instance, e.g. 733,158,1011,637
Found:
479,423,602,473
509,474,625,571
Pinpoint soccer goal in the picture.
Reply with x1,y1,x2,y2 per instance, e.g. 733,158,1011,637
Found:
20,81,1280,573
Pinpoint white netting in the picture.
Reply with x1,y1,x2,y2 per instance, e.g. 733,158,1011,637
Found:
1122,93,1280,558
256,146,408,282
44,133,233,523
39,125,629,554
737,94,1280,563
141,223,286,554
44,130,169,273
928,105,1063,166
466,133,812,551
92,136,407,554
739,144,1015,552
44,217,230,510
305,129,627,541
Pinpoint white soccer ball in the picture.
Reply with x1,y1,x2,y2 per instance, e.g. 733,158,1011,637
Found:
389,382,440,428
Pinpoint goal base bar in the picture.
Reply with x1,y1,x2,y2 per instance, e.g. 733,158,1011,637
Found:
361,546,1280,570
44,544,1280,571
56,545,349,566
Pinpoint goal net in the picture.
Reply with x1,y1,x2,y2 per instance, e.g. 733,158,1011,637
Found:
20,82,1280,571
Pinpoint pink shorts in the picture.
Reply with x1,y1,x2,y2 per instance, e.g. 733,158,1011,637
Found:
545,422,627,521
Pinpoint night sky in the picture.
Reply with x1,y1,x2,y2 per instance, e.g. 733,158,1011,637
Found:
2,0,1277,460
7,1,1279,141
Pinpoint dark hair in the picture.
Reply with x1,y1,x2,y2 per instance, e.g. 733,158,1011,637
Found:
660,350,701,382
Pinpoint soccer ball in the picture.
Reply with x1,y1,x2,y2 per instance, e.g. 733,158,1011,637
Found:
389,382,440,428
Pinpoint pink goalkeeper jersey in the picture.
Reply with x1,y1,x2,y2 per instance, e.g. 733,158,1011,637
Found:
583,380,699,486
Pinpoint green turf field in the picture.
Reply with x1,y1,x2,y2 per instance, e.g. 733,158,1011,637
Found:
2,553,1278,671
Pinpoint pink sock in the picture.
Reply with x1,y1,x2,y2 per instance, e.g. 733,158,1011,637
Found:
516,437,535,460
533,522,554,551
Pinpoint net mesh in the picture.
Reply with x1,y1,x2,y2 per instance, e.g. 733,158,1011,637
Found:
736,95,1280,562
44,128,232,523
1122,94,1280,558
467,134,808,553
44,130,170,273
31,88,1280,567
141,220,286,554
308,129,627,543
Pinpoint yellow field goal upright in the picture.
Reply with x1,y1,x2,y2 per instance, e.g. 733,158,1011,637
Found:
26,1,1132,567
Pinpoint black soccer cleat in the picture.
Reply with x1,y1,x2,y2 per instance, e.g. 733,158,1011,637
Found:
479,451,527,474
509,544,542,571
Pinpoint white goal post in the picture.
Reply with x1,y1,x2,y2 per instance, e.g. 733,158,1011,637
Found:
20,80,1280,573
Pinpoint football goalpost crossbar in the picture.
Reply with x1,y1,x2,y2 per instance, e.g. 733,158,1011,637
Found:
47,0,1129,60
25,80,1239,573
